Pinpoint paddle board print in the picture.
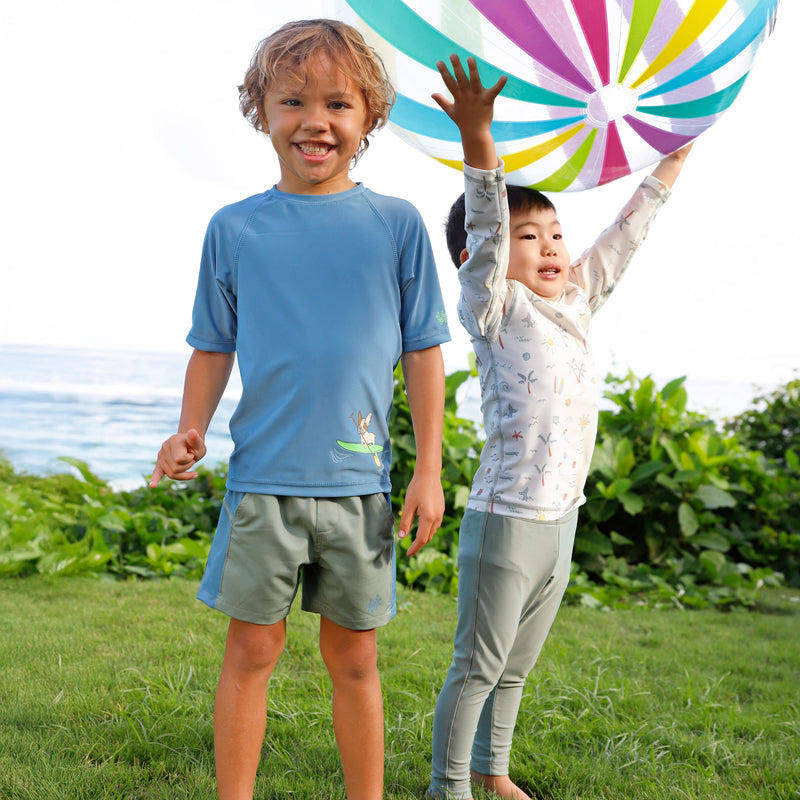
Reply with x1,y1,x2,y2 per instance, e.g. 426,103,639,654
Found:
336,411,383,468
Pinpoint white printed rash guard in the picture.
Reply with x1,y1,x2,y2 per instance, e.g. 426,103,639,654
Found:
188,183,450,497
458,164,670,520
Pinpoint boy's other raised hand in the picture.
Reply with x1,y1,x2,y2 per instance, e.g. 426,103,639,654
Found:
149,428,207,487
651,143,693,189
432,54,507,171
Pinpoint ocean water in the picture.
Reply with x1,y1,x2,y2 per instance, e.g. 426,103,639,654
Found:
0,344,768,490
0,344,240,489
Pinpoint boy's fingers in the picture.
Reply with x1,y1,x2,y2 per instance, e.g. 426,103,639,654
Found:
149,465,164,488
431,92,453,114
436,59,457,88
489,74,508,97
400,510,441,556
150,463,198,485
406,519,438,556
174,470,199,481
397,505,412,539
406,529,428,557
185,428,207,459
448,53,506,100
466,56,481,83
404,520,423,555
435,60,447,78
449,54,474,89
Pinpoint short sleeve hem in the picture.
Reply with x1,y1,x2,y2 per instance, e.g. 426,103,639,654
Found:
185,334,236,353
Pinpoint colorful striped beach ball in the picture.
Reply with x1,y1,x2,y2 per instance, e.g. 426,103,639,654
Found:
337,0,780,190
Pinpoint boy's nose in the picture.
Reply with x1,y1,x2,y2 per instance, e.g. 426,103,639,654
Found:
301,106,328,131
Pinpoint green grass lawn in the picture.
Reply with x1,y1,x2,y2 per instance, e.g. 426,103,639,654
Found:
1,577,798,799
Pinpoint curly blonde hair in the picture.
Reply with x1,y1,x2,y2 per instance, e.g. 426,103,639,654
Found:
239,19,395,164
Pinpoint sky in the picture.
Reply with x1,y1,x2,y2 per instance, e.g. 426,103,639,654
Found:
1,0,797,415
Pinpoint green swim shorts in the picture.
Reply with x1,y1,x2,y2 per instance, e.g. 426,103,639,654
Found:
197,492,397,629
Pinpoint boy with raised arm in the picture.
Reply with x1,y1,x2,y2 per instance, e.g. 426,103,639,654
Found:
427,55,690,800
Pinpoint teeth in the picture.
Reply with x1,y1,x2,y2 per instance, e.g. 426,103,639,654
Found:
298,143,331,155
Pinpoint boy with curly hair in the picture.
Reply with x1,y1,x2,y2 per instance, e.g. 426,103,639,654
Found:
151,19,450,800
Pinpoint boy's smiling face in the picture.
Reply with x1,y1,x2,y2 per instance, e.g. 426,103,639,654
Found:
507,206,571,301
260,54,370,195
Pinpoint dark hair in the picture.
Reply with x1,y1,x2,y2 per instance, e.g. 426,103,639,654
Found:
445,184,556,268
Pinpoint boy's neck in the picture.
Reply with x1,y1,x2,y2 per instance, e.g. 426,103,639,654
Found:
275,178,359,196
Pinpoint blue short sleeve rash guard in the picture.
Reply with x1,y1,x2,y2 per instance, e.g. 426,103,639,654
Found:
187,183,450,496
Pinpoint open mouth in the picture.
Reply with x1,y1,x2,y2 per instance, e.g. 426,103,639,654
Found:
538,265,561,277
296,142,334,157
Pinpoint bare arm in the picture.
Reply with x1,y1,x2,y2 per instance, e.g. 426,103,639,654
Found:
149,349,235,487
397,345,446,556
650,143,692,188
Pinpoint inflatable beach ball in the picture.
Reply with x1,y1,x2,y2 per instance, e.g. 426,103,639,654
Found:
337,0,780,191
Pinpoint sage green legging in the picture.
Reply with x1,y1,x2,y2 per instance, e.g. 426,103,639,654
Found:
428,508,578,800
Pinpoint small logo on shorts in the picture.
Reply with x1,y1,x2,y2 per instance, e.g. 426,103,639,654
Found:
367,594,383,613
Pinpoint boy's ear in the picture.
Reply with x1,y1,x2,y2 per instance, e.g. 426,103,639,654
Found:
257,106,270,134
361,115,375,139
460,248,469,265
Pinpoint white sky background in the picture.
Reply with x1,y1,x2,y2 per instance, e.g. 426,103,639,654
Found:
1,0,797,411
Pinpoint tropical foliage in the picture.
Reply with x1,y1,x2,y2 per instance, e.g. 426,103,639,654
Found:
1,368,798,610
573,372,797,608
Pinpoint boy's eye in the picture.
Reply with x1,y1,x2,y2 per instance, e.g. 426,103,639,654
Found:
521,234,536,240
329,101,348,110
553,233,562,240
283,98,302,107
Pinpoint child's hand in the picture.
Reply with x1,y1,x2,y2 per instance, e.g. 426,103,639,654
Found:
149,428,207,487
432,54,506,171
432,54,506,133
397,470,445,556
651,143,693,188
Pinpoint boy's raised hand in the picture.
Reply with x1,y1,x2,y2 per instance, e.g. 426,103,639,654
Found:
149,428,207,487
433,54,506,170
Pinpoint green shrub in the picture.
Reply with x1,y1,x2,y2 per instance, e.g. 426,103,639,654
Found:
3,368,798,610
390,362,482,596
571,372,791,608
0,456,223,580
727,377,800,465
724,377,800,585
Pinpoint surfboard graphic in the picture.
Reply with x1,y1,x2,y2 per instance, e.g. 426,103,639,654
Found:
336,440,385,455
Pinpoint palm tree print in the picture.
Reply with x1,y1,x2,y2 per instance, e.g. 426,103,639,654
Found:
568,358,587,383
517,370,537,394
538,432,555,457
533,463,551,486
615,209,634,231
475,175,495,200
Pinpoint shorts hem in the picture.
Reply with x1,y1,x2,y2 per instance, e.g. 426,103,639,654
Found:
306,600,395,631
196,591,291,626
